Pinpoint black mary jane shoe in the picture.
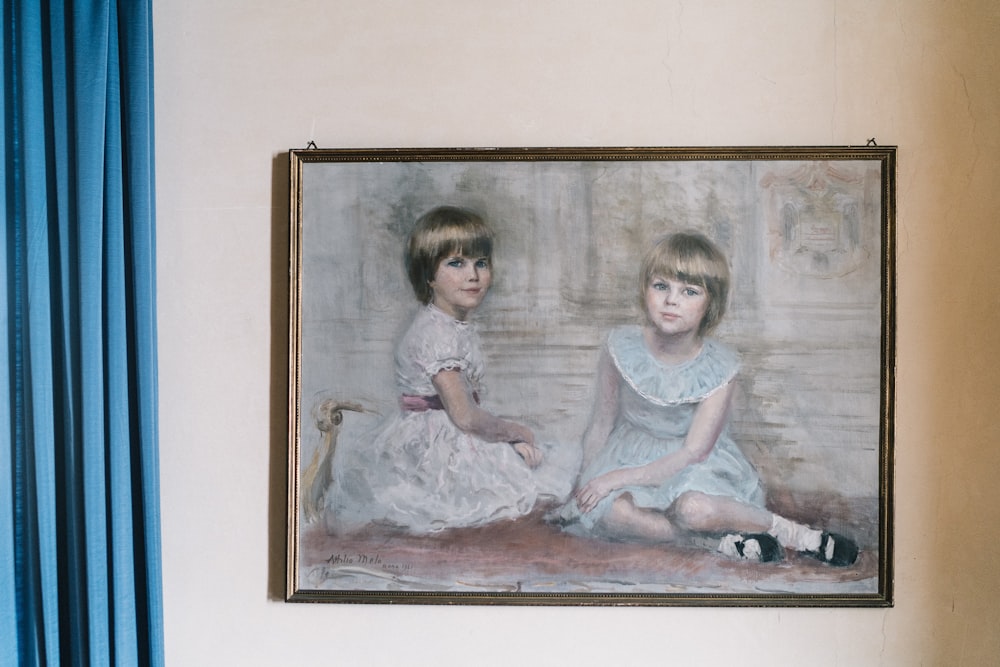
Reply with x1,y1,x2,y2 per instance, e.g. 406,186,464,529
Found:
811,532,859,567
718,532,784,563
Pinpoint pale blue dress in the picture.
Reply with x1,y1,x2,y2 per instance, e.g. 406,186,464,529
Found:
556,325,765,537
325,304,576,534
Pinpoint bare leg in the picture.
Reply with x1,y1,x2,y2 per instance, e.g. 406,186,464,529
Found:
598,491,858,566
669,491,772,534
666,492,786,563
596,493,681,543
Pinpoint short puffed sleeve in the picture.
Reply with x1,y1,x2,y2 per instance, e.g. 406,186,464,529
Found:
394,305,482,395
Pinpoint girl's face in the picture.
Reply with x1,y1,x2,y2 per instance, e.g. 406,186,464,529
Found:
644,274,709,341
429,254,492,321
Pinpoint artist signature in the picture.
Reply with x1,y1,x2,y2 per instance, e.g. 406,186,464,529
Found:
320,552,413,573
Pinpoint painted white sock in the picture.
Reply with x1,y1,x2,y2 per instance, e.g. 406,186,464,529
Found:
768,514,822,553
717,534,762,561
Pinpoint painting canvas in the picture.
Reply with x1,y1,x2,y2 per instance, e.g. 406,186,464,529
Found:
286,147,894,606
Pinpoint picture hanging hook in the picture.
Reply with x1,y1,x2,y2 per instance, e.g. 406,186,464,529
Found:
866,138,878,146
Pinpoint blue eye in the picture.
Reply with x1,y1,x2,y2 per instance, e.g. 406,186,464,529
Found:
652,281,667,291
475,258,489,269
446,258,464,268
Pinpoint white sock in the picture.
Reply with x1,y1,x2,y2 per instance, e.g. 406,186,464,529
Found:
768,514,822,553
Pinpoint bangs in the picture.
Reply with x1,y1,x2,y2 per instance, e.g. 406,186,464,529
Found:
648,244,726,286
419,214,494,261
439,227,493,260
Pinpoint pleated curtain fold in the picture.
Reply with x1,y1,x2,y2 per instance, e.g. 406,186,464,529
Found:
2,1,164,664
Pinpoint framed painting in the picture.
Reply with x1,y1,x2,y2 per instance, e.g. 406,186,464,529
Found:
286,146,894,606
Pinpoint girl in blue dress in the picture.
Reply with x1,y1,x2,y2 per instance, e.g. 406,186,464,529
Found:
555,231,858,566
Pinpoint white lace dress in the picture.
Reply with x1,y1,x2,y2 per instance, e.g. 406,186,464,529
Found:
555,325,765,536
325,304,574,534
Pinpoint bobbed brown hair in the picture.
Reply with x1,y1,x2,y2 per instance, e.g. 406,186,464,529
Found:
405,206,494,304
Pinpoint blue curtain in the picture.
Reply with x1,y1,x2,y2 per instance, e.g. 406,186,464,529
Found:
2,1,163,665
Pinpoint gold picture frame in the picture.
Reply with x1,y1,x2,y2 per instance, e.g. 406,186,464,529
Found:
286,146,894,606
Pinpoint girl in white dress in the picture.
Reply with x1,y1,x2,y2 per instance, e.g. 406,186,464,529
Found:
555,231,859,566
325,206,572,534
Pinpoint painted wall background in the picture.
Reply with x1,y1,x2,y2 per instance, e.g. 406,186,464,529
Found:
154,2,1000,665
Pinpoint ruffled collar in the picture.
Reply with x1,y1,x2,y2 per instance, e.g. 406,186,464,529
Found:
608,325,739,405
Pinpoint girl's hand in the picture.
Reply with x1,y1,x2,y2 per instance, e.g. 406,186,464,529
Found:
512,441,543,468
575,470,625,514
511,422,536,448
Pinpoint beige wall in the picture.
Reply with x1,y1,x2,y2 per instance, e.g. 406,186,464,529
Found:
154,2,1000,665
